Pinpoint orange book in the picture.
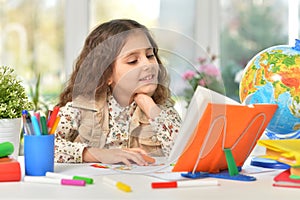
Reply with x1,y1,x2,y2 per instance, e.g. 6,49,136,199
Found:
170,86,277,173
0,157,21,182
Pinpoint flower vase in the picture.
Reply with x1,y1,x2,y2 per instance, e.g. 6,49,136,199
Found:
0,118,22,159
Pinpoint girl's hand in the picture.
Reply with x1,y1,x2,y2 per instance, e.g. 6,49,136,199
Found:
83,147,149,166
127,148,156,164
134,93,161,119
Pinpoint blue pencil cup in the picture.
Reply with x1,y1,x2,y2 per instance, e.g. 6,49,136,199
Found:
24,134,55,176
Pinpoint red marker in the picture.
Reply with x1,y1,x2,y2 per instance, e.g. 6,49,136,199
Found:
47,106,60,130
151,179,219,189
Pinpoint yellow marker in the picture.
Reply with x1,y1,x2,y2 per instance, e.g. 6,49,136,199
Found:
102,176,132,192
116,181,132,192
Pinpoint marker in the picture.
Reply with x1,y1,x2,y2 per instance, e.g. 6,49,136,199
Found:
47,106,60,130
40,116,48,135
102,176,132,192
151,179,219,189
22,110,31,135
49,116,60,134
23,110,34,135
34,112,41,131
26,116,34,135
45,172,94,184
31,115,42,136
23,176,86,186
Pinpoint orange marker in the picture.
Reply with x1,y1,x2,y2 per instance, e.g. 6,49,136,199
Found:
49,116,60,134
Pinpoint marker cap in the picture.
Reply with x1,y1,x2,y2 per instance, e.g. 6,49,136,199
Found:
152,181,177,188
116,182,132,192
73,176,94,184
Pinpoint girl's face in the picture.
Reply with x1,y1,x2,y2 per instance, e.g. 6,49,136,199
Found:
109,31,159,104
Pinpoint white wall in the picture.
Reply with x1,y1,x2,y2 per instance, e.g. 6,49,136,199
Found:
64,0,90,78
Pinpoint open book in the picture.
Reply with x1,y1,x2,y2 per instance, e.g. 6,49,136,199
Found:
169,86,278,173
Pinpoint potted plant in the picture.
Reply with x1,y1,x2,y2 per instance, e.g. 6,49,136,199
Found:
0,66,33,158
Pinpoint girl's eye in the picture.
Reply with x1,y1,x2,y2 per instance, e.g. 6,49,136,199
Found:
127,60,137,64
147,54,155,59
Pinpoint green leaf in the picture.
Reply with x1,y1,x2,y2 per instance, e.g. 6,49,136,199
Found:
0,66,33,118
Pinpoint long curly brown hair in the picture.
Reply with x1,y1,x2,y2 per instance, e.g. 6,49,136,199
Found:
57,19,172,107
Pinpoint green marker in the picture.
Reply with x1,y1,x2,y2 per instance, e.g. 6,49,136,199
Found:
45,172,94,184
40,116,48,135
73,176,94,184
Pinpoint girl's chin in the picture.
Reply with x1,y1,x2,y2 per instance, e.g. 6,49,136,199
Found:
135,84,157,95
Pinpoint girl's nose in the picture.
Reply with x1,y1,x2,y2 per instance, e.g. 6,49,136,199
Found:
141,56,152,66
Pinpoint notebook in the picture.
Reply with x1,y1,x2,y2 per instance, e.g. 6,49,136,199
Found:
257,139,300,167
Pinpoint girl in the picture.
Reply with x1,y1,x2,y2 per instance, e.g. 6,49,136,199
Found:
55,19,181,166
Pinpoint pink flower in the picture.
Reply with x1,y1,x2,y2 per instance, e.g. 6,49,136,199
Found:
198,64,221,77
197,56,207,64
182,70,196,80
198,79,206,86
182,52,225,106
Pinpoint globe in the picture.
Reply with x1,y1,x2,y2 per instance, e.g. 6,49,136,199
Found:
239,39,300,139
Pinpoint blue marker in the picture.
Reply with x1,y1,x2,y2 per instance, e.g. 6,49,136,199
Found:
31,115,42,136
22,110,30,135
23,110,34,135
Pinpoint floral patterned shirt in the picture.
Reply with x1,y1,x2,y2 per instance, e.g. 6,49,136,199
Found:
54,95,182,163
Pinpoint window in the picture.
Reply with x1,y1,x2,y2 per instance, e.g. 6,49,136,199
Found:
0,0,65,107
1,0,298,109
220,0,289,100
90,0,160,27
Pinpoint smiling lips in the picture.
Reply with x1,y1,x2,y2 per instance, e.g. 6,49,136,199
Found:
139,74,155,82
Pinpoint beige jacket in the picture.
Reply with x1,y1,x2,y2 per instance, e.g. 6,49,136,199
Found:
69,93,176,156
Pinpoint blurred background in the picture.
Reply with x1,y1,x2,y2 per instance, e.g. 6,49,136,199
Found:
0,0,296,112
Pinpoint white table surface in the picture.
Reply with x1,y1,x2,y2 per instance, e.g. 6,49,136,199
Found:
1,168,300,200
1,170,300,200
1,150,300,200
